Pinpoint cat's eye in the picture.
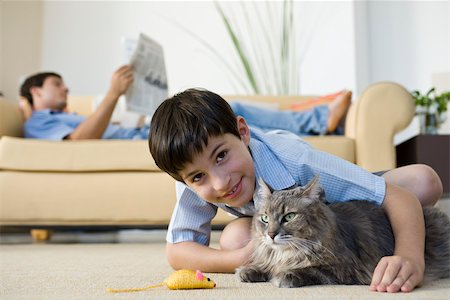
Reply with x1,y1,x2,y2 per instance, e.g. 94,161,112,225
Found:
283,212,296,222
260,215,269,223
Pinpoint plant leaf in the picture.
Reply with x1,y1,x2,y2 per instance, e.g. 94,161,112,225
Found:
216,2,260,94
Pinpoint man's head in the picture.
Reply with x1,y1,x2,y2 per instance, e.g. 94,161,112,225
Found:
149,88,256,207
20,72,68,110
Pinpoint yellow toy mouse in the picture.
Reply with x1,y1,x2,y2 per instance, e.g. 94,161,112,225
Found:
107,269,216,293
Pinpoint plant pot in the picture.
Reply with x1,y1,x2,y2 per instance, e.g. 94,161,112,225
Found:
425,113,439,134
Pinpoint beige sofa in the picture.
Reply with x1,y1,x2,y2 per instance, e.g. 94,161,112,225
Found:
0,82,414,239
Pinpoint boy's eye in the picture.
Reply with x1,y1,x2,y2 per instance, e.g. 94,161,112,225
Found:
216,151,227,162
283,212,296,222
260,215,269,223
192,173,203,182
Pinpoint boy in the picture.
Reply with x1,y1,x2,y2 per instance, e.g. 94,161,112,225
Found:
148,89,443,293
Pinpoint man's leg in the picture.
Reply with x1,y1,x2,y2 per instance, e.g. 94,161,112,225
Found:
229,91,352,135
220,217,252,250
382,164,443,207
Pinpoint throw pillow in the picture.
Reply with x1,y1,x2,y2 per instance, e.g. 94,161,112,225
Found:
19,98,32,120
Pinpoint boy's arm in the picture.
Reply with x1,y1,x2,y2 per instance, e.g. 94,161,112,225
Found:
66,65,133,140
370,182,425,293
166,240,254,273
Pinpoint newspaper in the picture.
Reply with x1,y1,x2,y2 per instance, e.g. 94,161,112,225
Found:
124,33,168,116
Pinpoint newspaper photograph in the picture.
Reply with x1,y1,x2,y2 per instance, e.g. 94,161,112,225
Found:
125,33,168,116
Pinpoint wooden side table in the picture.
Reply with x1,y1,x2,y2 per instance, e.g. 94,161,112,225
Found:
396,135,450,195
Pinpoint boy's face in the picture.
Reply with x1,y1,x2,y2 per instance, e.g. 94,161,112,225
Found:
31,76,69,110
179,117,256,208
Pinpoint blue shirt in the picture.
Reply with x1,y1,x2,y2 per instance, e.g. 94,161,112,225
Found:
167,127,386,246
24,102,328,140
24,109,149,140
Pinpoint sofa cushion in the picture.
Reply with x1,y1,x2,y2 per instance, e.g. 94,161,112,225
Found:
304,136,355,163
0,170,177,225
0,135,355,172
0,137,159,172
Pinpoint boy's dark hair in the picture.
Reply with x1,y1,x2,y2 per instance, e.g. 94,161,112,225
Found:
149,88,240,182
20,72,62,106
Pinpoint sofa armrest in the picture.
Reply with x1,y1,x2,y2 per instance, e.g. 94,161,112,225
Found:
345,82,414,171
0,98,23,138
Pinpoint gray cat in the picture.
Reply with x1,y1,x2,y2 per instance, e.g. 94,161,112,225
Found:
236,176,450,288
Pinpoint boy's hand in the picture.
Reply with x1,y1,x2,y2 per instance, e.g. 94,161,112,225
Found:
370,255,424,293
166,240,255,273
376,183,426,293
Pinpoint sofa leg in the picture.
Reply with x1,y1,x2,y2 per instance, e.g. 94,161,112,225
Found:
31,229,52,242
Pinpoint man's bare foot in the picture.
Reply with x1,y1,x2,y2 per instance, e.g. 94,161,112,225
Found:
327,90,352,133
136,115,146,127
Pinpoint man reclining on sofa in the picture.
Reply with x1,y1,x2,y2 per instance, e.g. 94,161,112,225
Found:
19,65,351,141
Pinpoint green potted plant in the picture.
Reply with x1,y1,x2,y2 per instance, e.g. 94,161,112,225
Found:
411,88,450,134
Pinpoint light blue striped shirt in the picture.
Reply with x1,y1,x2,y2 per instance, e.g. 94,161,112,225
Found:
167,127,386,245
24,109,149,140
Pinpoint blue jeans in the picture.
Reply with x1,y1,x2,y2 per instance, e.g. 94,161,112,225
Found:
230,102,334,136
134,102,339,140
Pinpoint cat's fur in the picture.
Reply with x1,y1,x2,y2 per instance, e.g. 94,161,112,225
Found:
236,176,450,288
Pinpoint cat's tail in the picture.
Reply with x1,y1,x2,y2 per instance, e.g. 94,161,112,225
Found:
423,207,450,281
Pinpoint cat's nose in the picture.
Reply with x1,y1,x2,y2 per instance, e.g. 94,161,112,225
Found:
268,232,276,240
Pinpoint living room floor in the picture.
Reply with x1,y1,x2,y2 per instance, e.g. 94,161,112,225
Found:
2,196,449,245
1,197,449,245
1,197,449,299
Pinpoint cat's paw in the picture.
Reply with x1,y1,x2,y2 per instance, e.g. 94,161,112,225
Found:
236,266,269,282
272,273,304,288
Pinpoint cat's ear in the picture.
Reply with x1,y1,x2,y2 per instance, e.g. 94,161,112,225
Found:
301,175,324,202
254,178,272,208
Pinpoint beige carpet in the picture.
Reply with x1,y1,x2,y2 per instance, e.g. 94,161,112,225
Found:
1,233,449,300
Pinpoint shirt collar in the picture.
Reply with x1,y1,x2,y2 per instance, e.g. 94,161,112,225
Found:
32,109,64,115
249,128,296,191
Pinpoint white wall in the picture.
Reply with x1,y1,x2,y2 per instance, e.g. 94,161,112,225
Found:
296,1,358,94
0,2,3,95
366,0,450,134
38,1,357,97
2,1,449,102
40,1,230,96
1,1,43,100
367,0,450,91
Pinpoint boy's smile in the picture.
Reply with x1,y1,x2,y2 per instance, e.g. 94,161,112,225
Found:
180,117,256,208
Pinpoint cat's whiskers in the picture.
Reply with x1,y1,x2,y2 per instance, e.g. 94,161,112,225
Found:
286,240,321,263
289,237,335,261
289,237,337,261
259,234,274,246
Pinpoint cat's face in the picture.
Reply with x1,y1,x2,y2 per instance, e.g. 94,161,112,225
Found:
253,176,331,249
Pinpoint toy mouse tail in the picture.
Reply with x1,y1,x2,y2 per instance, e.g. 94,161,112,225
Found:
107,283,165,293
